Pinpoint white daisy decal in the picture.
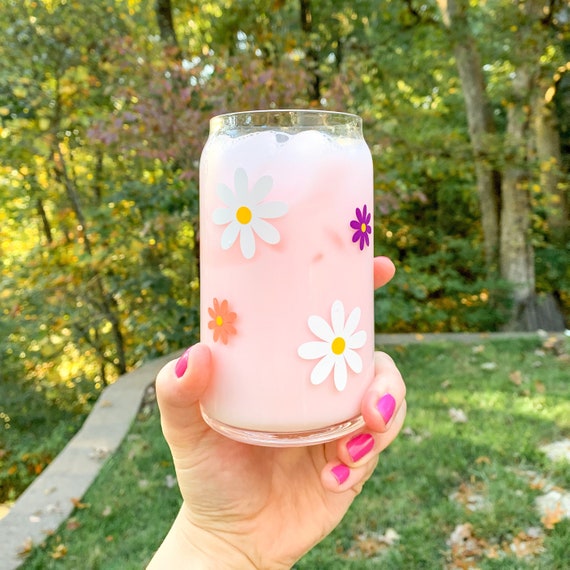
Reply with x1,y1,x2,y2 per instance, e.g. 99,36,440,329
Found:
297,300,367,392
212,168,288,259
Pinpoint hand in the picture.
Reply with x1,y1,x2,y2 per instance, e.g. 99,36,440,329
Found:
148,256,406,569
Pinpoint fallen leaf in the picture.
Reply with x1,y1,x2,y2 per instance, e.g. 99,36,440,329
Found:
475,456,491,465
102,505,112,517
509,370,523,385
89,446,111,460
66,518,81,531
70,498,89,510
540,439,570,463
342,528,400,559
541,503,565,530
542,336,565,355
17,538,33,558
449,482,489,512
472,344,485,354
446,522,489,569
534,381,546,393
449,408,468,424
50,544,68,559
508,529,544,558
164,474,177,488
529,478,546,491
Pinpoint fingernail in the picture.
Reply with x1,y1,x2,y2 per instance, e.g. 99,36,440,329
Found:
331,463,350,485
377,393,396,424
175,348,191,378
346,433,375,462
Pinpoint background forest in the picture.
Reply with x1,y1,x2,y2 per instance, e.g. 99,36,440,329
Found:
1,0,569,405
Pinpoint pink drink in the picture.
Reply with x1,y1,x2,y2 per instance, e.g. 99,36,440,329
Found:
199,110,374,446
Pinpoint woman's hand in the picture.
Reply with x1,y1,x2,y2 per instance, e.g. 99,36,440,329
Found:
148,256,406,569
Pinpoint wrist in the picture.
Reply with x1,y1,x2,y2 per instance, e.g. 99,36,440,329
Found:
148,505,260,569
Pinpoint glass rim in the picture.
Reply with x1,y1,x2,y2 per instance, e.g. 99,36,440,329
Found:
211,108,360,120
209,109,362,133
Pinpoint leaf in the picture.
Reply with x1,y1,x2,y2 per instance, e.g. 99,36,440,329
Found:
66,518,81,531
70,498,89,510
449,408,468,423
341,528,401,559
164,474,177,488
509,370,523,385
508,529,545,558
50,544,68,559
541,503,565,530
17,538,33,558
475,456,491,465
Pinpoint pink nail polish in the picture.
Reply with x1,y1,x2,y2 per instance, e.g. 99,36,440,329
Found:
175,348,191,378
347,433,374,462
331,463,350,485
377,393,396,424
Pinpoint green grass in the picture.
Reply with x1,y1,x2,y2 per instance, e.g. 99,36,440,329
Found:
19,337,570,569
0,374,93,505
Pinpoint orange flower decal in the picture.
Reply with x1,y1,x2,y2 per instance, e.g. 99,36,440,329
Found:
208,298,237,344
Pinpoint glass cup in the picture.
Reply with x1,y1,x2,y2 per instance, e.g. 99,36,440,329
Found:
199,109,374,446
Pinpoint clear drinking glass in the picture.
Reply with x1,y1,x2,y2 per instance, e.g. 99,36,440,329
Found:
199,109,374,446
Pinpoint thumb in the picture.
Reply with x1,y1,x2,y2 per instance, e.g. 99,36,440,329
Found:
155,343,212,447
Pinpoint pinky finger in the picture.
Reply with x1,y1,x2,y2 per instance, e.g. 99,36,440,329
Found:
321,455,379,494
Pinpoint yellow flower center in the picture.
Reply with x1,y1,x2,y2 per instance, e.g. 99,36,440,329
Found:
216,315,224,326
331,336,346,355
361,222,367,233
236,206,252,225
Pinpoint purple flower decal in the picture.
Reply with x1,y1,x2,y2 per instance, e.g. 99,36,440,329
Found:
350,205,372,250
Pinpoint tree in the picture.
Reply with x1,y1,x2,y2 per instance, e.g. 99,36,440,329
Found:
437,0,568,330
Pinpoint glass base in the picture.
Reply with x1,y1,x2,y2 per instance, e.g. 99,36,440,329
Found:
201,407,365,447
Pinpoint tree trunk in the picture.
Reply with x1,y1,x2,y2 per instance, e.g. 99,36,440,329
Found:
155,0,178,49
52,144,128,374
534,83,569,243
299,0,321,103
499,1,566,330
36,197,53,245
437,0,501,270
500,70,536,323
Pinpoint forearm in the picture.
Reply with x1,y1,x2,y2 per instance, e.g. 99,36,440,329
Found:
147,506,258,570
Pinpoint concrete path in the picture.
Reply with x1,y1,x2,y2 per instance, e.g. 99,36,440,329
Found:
0,331,566,569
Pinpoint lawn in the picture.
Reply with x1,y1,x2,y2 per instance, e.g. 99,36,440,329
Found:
18,337,570,569
0,373,93,509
